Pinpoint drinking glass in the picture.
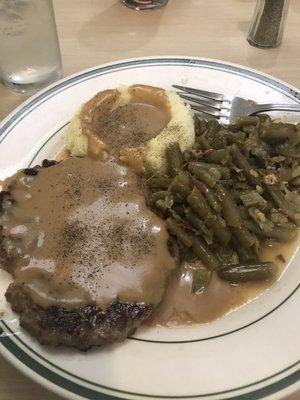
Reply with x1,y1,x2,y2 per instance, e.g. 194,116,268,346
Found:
122,0,168,10
0,0,63,93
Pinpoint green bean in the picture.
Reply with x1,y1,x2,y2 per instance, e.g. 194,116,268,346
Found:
232,227,258,248
238,205,250,219
266,185,300,225
269,227,297,242
278,166,300,182
219,179,235,188
240,191,267,208
166,218,194,248
208,130,228,150
203,185,222,212
184,208,212,237
234,181,253,191
172,204,186,218
261,122,296,143
177,171,192,186
146,116,300,282
169,175,191,199
290,176,300,186
186,209,214,244
187,187,209,219
276,143,300,158
268,209,288,225
203,148,230,164
188,161,229,179
181,249,197,263
244,219,297,242
205,214,232,246
197,135,211,150
251,145,271,163
230,144,261,187
188,164,219,187
186,194,231,246
192,238,221,270
155,199,168,212
231,189,248,206
242,125,257,135
248,208,272,237
218,262,277,283
244,219,266,237
215,184,241,227
169,210,182,222
283,185,300,212
277,221,297,230
234,116,259,128
288,130,300,146
206,119,220,134
166,143,184,177
228,124,240,133
148,191,168,204
183,148,200,163
263,201,274,213
258,114,271,124
237,248,256,263
148,176,172,189
194,116,207,136
216,245,236,264
172,193,185,205
192,268,212,294
225,131,246,146
233,238,258,262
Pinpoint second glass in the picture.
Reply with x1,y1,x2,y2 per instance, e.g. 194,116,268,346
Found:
0,0,63,93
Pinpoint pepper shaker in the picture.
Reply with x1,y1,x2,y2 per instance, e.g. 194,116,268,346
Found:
247,0,290,48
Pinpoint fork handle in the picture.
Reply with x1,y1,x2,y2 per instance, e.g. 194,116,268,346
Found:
250,104,300,114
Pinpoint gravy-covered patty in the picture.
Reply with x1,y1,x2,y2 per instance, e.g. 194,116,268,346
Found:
0,157,175,349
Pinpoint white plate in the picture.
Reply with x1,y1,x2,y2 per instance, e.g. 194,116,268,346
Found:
0,57,300,400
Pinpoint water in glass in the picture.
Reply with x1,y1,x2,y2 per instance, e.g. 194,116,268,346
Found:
0,0,63,93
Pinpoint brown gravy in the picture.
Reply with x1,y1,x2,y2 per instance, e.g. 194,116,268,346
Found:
151,238,298,326
99,103,169,153
1,157,176,310
79,85,171,162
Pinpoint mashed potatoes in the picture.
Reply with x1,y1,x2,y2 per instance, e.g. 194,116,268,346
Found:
144,90,194,172
67,84,195,173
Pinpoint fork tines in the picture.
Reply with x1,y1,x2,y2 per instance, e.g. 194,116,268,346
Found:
173,85,229,119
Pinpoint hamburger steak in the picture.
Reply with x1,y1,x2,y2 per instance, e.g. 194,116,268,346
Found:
5,283,151,350
0,158,175,350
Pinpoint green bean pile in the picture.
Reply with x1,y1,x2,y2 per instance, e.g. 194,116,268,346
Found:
145,115,300,291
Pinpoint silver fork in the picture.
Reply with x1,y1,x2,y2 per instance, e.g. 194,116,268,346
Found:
173,85,300,124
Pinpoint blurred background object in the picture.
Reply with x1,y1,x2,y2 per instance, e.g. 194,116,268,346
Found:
122,0,168,10
0,0,62,93
247,0,290,48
